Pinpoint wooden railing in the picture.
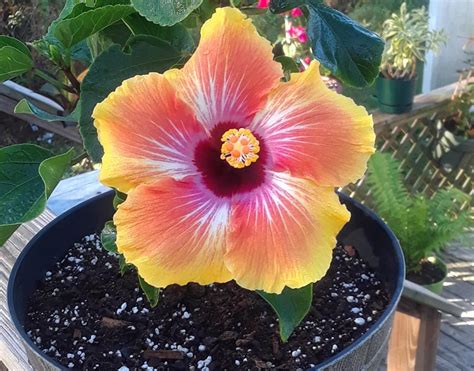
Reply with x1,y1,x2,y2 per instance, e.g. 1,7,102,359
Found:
0,81,81,143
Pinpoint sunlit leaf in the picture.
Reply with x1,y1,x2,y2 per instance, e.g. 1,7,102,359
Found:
54,4,136,48
0,46,33,82
15,99,80,123
0,36,31,56
130,0,203,26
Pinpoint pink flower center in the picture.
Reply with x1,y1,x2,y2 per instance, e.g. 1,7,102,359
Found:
194,122,267,197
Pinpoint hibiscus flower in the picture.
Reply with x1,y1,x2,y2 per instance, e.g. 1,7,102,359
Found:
93,8,375,294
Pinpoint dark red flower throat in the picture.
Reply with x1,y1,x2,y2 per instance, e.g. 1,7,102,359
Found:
194,122,267,197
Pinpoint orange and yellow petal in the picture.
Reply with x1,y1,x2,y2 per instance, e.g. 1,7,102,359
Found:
250,61,375,187
93,73,206,194
165,7,282,130
225,172,350,294
114,178,233,288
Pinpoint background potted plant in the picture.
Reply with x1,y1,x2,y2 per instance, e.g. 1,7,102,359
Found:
432,40,474,171
376,2,447,113
366,152,472,293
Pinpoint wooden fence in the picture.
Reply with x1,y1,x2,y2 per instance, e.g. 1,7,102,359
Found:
343,82,473,208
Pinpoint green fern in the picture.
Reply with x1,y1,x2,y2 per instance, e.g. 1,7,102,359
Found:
366,153,473,272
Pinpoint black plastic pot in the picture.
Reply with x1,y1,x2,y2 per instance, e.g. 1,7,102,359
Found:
8,191,405,371
376,76,417,114
420,256,448,295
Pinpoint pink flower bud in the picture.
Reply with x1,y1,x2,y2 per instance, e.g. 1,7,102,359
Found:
291,8,303,17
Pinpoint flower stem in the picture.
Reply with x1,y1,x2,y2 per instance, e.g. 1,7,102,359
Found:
33,69,77,94
62,67,81,94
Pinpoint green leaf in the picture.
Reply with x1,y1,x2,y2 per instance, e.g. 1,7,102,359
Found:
100,220,132,274
0,224,20,246
257,284,313,341
0,145,73,245
33,0,92,65
275,55,299,81
0,46,33,82
138,275,160,307
119,254,131,275
101,220,117,253
305,3,384,87
54,4,136,48
0,36,31,56
79,40,183,162
14,99,80,123
130,0,203,26
124,13,195,53
113,190,127,209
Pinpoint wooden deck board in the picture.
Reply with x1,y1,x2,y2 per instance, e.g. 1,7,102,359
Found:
435,240,474,371
0,211,56,371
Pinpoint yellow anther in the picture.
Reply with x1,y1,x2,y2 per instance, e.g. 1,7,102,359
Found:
220,128,260,169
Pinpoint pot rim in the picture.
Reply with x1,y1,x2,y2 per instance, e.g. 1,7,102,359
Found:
377,74,418,83
7,191,405,370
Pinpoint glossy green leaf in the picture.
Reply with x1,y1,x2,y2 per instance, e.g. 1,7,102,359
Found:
269,0,383,87
0,145,73,245
79,40,183,162
130,0,203,26
138,275,160,307
0,46,33,82
100,220,117,253
15,99,80,123
54,4,136,48
257,284,313,341
123,13,195,53
306,3,384,87
0,36,31,56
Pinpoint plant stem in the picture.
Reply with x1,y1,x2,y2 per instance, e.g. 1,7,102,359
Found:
62,67,81,93
33,69,76,94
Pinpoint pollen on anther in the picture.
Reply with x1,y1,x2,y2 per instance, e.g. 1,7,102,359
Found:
220,128,260,169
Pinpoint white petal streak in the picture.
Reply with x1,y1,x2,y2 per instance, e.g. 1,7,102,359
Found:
233,172,313,238
125,117,202,180
167,184,230,251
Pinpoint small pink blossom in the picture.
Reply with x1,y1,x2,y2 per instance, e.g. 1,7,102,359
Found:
257,0,270,8
291,8,303,17
304,57,312,65
289,26,308,43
